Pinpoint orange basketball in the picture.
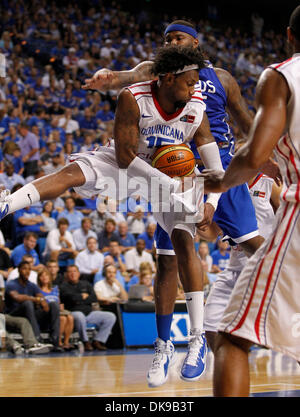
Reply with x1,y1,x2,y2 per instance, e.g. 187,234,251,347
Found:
151,144,195,177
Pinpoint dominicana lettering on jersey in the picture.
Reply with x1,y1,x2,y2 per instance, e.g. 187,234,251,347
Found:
141,124,184,141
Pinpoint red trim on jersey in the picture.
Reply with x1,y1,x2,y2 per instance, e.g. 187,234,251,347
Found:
150,82,185,121
254,202,298,342
128,82,153,90
249,173,264,189
191,95,203,100
131,91,151,97
283,137,300,202
275,142,293,186
229,202,290,336
273,57,293,69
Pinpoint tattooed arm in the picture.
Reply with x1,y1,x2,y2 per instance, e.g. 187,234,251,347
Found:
82,61,155,92
113,88,140,168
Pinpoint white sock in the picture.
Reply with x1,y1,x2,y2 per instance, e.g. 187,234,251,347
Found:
8,183,41,213
184,291,204,334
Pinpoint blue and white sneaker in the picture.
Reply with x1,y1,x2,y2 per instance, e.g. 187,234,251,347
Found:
147,338,177,388
180,331,207,381
0,189,10,220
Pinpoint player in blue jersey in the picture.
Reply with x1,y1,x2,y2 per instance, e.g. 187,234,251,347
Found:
83,20,264,387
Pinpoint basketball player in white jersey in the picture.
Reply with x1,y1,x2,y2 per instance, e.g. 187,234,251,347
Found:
0,46,224,383
204,161,282,352
202,5,300,396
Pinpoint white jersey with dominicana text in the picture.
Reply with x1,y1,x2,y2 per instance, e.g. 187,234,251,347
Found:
271,53,300,203
127,80,206,164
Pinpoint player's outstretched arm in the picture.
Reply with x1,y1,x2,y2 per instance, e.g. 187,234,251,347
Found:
82,61,155,92
203,68,290,193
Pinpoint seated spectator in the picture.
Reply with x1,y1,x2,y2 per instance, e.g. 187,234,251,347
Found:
41,200,57,233
117,221,136,253
4,314,53,355
72,217,97,252
197,241,213,273
211,239,230,274
11,232,41,269
128,270,154,302
37,268,74,351
3,141,24,176
42,152,65,176
57,196,84,232
124,239,156,277
14,206,46,242
106,199,126,225
0,246,13,281
94,255,127,288
0,161,25,190
43,217,78,265
103,240,127,275
46,260,65,287
94,264,128,305
89,201,113,234
127,206,146,239
97,218,120,252
75,237,104,283
4,260,61,351
7,254,38,284
126,261,154,290
60,265,116,352
137,223,156,252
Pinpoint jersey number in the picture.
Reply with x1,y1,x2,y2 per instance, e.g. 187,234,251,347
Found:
145,136,175,148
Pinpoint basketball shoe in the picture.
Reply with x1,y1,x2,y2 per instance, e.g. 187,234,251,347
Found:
147,338,177,388
0,189,11,221
180,330,207,381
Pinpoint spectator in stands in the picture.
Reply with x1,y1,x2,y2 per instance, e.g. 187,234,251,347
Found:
137,223,156,252
94,254,127,288
10,232,41,269
72,217,97,252
124,239,156,277
117,221,136,253
127,206,146,239
94,264,128,305
46,260,65,287
106,199,126,225
43,217,78,264
211,238,230,273
8,254,38,284
0,161,25,190
14,206,46,242
18,121,40,178
4,260,61,351
197,241,213,273
128,270,154,302
97,218,120,252
37,268,74,351
58,108,80,136
40,200,57,233
75,236,104,283
60,265,116,351
57,196,84,232
103,240,127,275
0,246,13,281
89,201,113,234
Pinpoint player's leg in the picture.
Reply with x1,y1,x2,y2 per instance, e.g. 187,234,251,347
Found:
0,163,85,218
213,332,252,396
147,226,179,388
171,228,207,381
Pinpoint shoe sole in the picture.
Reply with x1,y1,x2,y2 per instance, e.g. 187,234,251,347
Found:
28,347,51,354
147,351,177,388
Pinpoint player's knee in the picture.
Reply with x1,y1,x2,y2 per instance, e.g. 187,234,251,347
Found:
215,331,252,354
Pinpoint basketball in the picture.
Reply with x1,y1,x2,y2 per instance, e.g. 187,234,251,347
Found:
151,144,195,177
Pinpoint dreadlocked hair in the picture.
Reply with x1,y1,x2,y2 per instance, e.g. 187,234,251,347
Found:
151,45,205,76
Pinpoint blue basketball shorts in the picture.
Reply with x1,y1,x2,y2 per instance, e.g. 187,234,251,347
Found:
155,183,259,255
